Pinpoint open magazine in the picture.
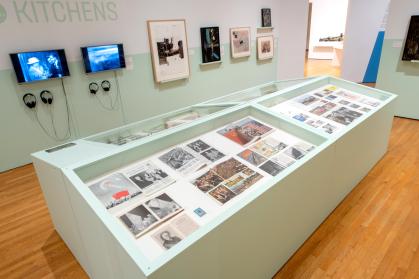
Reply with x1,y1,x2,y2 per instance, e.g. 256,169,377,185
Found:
151,213,199,250
119,193,183,238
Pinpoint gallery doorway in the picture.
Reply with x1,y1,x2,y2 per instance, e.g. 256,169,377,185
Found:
305,0,349,77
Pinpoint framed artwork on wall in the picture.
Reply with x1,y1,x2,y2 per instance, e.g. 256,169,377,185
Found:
230,27,251,59
402,15,419,61
147,19,190,83
200,27,221,64
261,8,272,27
257,35,274,60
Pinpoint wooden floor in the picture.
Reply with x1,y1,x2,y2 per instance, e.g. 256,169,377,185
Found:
305,58,341,78
0,117,418,279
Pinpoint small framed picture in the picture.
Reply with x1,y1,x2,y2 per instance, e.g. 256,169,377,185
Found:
261,8,272,27
200,27,221,64
257,35,274,60
147,19,190,83
230,27,251,58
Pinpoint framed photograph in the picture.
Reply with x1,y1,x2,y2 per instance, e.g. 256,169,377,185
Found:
200,27,221,64
261,8,272,27
257,35,274,60
402,16,419,61
230,27,251,58
147,19,190,83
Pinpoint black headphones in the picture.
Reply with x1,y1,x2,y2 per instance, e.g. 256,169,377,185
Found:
23,93,37,109
40,90,53,105
101,80,111,92
89,82,99,94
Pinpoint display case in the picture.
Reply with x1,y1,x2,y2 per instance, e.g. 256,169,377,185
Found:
32,76,397,279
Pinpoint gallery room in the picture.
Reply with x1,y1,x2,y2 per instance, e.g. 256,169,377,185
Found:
0,0,418,278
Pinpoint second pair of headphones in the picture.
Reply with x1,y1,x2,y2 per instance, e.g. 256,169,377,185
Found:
23,90,53,109
89,80,111,94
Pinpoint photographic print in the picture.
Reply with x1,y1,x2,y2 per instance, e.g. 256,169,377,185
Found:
159,147,198,173
296,95,319,106
201,148,225,162
361,107,371,113
402,16,419,61
89,173,142,209
322,123,338,134
200,27,221,63
359,98,380,107
284,146,306,160
310,102,337,116
217,118,272,146
305,119,325,128
128,162,175,194
230,27,251,58
238,149,267,166
187,139,210,153
326,107,363,126
209,185,236,204
120,205,158,237
259,160,284,176
250,137,287,158
152,226,182,250
192,171,224,193
261,8,272,27
224,173,263,195
211,158,249,180
152,213,199,250
147,20,190,83
257,35,274,60
145,193,182,219
339,100,350,106
271,153,296,169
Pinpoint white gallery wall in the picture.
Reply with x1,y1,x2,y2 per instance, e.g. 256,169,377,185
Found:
341,0,390,82
277,0,309,79
308,0,348,59
0,0,309,171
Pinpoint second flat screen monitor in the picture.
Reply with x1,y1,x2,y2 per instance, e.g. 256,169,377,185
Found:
81,44,126,73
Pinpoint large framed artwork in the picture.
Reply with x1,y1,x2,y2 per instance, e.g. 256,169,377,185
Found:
200,27,221,64
402,16,419,61
230,27,251,58
147,19,190,83
257,35,274,60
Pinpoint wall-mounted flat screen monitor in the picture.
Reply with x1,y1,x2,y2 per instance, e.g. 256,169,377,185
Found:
81,44,126,73
10,49,70,83
402,15,419,61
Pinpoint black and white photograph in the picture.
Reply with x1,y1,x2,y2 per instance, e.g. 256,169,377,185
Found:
159,147,197,171
200,27,221,64
89,173,142,209
201,148,225,162
322,123,338,134
187,139,211,153
285,146,306,160
271,153,296,169
296,95,319,106
145,193,182,219
152,226,182,250
120,205,158,237
261,8,272,27
259,160,284,176
147,20,190,83
326,107,363,126
128,162,174,192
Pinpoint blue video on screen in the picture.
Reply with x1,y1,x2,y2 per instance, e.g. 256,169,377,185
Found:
81,44,126,73
10,49,70,83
